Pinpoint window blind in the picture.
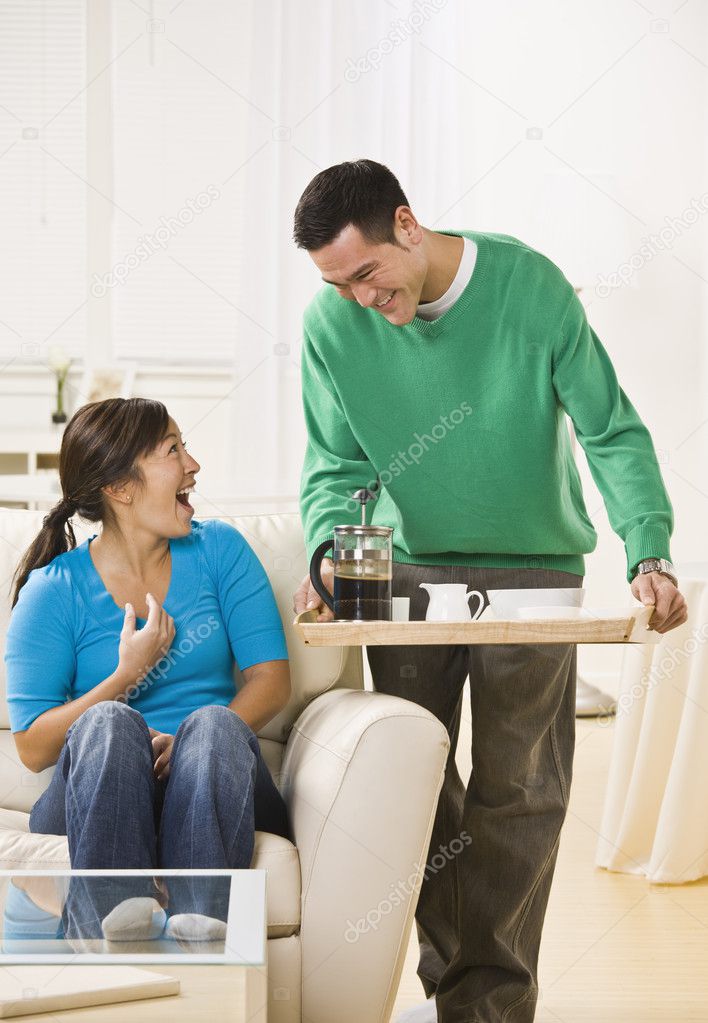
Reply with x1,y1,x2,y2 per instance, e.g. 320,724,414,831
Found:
0,0,87,362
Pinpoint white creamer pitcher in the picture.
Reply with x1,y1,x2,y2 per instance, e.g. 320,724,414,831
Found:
419,583,485,622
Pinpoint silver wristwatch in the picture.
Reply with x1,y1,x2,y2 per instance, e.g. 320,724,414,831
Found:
632,557,678,587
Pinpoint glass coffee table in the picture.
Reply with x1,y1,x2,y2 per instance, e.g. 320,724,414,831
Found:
0,869,267,1021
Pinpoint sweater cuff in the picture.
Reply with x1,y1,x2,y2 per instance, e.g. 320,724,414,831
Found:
624,523,673,583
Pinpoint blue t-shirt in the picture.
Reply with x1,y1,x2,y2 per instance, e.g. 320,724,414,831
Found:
4,518,289,735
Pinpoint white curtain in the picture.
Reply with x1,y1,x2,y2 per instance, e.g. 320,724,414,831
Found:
234,0,466,496
109,1,254,364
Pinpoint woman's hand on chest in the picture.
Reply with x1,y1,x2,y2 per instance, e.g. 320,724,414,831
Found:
117,592,176,688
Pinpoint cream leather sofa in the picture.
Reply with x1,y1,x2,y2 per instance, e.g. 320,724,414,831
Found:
0,508,449,1023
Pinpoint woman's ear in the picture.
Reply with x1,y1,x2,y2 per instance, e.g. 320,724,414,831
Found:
101,481,134,508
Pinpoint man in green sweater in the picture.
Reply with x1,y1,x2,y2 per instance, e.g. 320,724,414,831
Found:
292,160,687,1023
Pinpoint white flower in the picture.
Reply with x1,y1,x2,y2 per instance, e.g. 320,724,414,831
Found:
47,345,71,373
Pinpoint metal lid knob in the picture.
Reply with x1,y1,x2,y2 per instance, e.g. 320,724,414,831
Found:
351,486,379,526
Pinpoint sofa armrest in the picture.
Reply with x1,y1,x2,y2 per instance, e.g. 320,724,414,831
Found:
280,688,450,1023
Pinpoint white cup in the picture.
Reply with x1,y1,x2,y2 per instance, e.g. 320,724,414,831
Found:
392,596,411,622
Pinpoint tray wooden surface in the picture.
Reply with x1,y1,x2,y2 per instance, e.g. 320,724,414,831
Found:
293,604,658,646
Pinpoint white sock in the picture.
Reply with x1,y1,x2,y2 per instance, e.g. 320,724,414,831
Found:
101,897,167,941
164,913,227,942
395,996,437,1023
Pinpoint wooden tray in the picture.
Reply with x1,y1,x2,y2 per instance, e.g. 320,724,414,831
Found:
293,605,658,646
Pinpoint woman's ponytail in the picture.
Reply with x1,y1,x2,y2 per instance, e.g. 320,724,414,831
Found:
10,497,77,608
8,397,169,610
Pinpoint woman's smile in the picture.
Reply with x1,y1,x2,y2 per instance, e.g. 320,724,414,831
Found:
176,483,195,516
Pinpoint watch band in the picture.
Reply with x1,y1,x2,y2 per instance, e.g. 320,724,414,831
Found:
633,558,678,587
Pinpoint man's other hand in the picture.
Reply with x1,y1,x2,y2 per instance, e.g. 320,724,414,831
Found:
630,571,688,633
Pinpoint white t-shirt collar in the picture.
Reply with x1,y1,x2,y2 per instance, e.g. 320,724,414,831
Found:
416,236,478,322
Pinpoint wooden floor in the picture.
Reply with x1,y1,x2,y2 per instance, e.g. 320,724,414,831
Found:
391,691,708,1022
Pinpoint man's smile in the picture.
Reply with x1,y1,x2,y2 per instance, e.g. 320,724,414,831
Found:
375,289,396,309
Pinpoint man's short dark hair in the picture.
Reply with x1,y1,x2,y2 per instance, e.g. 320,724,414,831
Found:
293,159,409,251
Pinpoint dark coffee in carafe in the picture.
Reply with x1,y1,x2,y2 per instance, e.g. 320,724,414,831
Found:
333,566,392,621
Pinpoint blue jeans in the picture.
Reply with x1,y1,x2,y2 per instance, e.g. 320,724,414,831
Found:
29,702,290,938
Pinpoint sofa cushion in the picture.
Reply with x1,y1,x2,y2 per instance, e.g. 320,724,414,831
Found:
0,808,69,868
0,809,301,938
0,731,55,814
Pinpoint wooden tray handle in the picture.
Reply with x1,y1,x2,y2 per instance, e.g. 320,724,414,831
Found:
294,609,319,625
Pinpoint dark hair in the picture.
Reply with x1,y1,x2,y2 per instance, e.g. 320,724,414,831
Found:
293,159,409,251
11,397,169,608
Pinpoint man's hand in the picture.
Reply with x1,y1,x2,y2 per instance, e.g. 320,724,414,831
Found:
148,728,174,781
293,558,335,623
630,571,688,634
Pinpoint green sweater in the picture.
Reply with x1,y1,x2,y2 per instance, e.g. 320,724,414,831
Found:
299,230,673,582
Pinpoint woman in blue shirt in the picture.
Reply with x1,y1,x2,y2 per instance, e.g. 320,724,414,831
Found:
4,397,292,941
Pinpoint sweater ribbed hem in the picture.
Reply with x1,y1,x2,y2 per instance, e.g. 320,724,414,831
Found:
392,548,585,577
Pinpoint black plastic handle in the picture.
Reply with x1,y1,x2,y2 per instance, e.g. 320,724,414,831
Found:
308,539,335,613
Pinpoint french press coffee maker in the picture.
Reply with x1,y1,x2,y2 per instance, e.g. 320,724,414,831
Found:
309,489,393,621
